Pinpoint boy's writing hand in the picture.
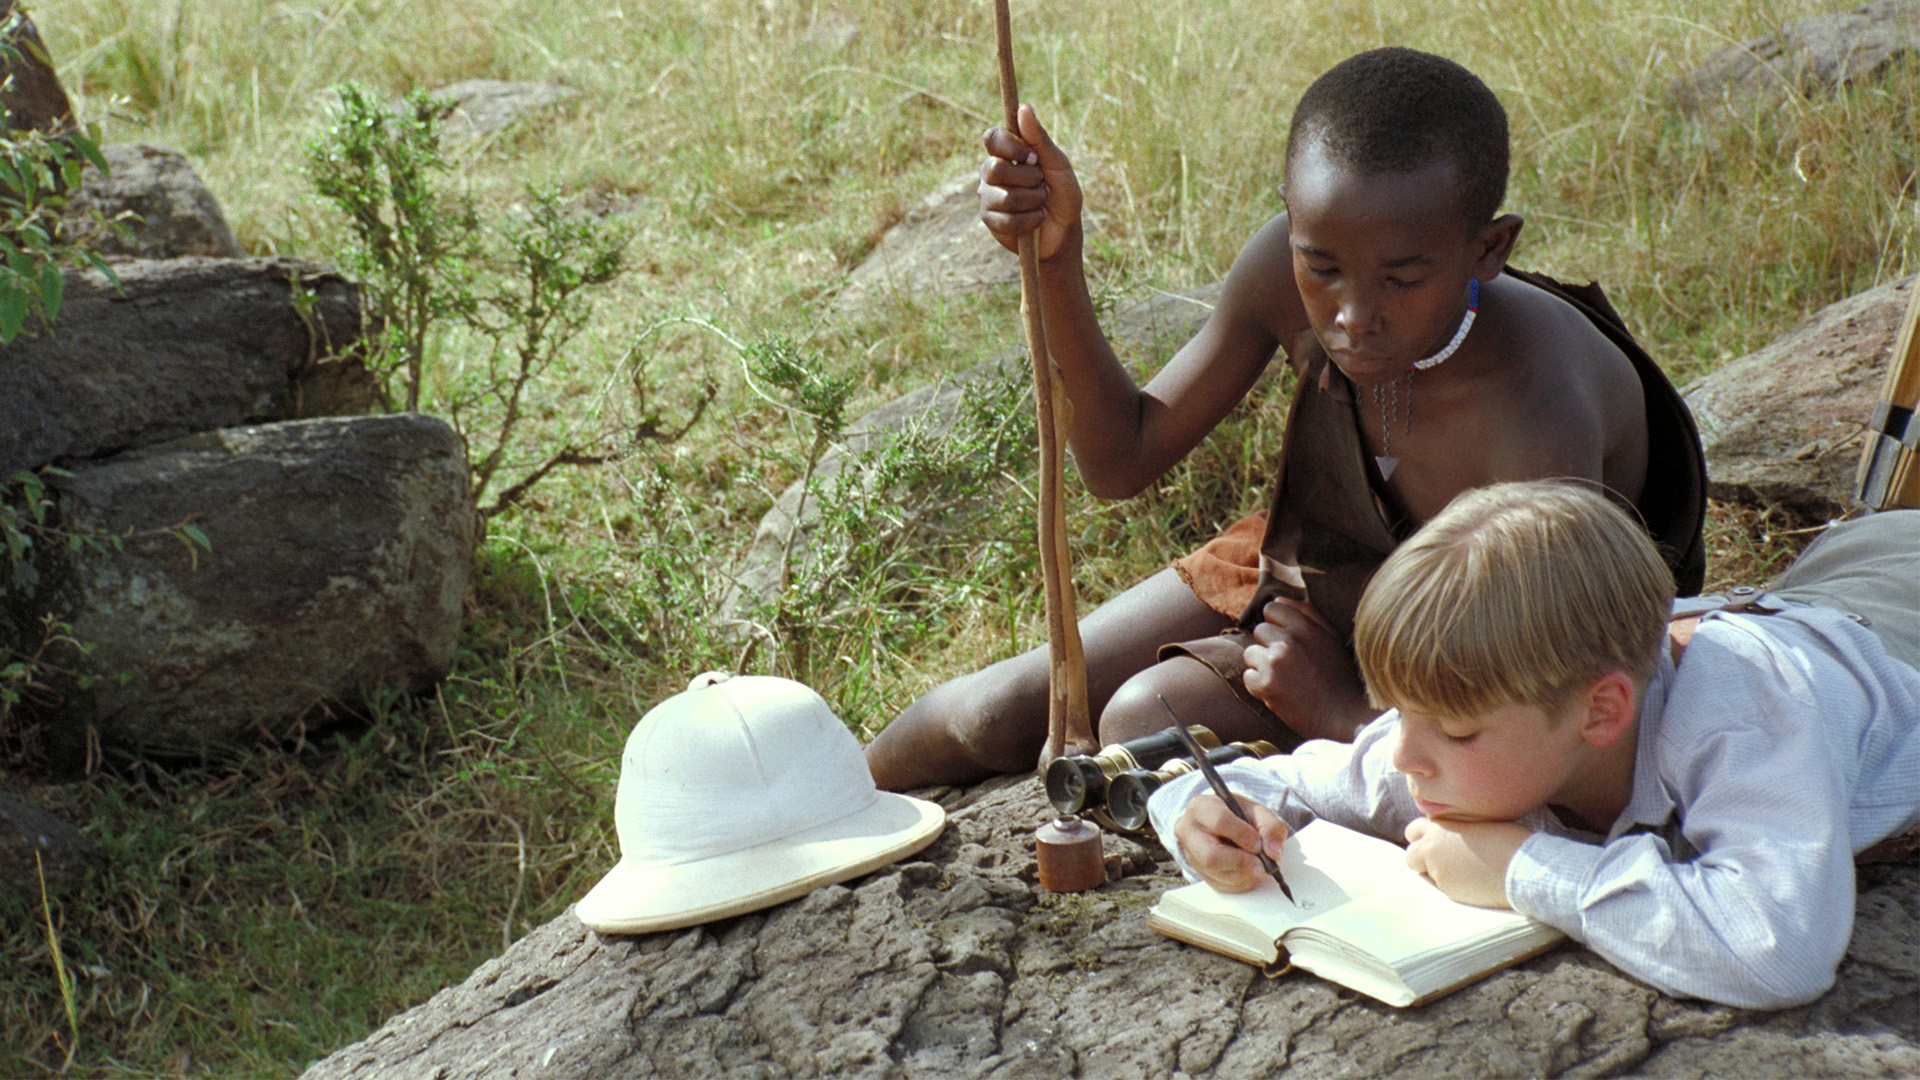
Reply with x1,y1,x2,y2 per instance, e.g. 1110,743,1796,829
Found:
1403,817,1532,909
978,104,1081,261
1175,792,1291,894
1242,598,1376,742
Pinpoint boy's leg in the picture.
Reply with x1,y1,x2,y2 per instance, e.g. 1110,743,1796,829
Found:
1767,509,1920,671
865,568,1235,791
1096,645,1306,750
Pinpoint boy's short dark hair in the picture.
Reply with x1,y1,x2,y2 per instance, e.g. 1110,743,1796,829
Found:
1285,47,1509,228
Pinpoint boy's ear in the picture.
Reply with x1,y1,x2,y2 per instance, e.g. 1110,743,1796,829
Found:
1471,213,1524,278
1577,669,1637,749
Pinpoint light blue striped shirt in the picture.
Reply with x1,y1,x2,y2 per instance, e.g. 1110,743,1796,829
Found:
1147,605,1920,1008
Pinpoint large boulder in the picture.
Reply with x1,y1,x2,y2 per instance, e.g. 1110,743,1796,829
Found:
301,775,1920,1079
65,144,246,259
1681,274,1912,518
6,415,475,761
0,257,375,478
1672,0,1920,118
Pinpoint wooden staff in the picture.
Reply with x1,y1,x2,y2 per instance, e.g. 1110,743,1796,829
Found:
992,0,1092,765
1858,278,1920,511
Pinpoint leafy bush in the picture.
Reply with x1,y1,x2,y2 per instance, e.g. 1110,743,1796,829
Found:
305,83,667,521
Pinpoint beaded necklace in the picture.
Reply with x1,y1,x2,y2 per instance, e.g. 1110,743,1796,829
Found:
1372,278,1480,481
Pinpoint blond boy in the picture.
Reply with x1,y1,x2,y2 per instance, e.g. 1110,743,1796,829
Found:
1153,481,1920,1008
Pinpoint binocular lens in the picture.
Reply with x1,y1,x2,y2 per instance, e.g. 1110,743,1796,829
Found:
1044,756,1097,814
1104,770,1159,832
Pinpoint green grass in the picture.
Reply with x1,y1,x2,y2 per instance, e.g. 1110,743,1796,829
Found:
3,0,1911,1073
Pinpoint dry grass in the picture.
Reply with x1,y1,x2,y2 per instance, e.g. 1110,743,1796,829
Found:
3,0,1914,1073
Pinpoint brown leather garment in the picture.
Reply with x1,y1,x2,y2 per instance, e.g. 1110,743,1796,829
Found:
1173,269,1708,644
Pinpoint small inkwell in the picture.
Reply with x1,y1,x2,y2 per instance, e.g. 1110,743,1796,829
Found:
1034,813,1105,893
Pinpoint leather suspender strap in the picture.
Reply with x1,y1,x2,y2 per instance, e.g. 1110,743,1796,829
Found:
1667,586,1781,667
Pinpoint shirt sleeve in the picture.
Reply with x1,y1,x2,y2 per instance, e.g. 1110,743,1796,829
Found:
1147,712,1422,881
1505,622,1859,1009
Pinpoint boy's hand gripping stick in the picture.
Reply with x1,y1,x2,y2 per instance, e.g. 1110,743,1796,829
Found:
993,0,1093,766
1857,279,1920,510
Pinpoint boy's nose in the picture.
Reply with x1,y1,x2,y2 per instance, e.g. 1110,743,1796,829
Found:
1391,728,1432,777
1335,291,1382,339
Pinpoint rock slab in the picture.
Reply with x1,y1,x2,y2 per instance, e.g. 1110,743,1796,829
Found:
9,415,475,760
432,80,580,140
832,176,1021,317
1672,0,1920,117
302,777,1920,1079
1681,274,1912,518
0,256,373,478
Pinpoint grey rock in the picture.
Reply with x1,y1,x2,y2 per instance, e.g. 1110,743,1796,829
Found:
432,80,580,140
717,359,1025,630
7,415,475,760
1672,0,1920,118
0,793,103,900
302,776,1920,1079
0,257,375,478
803,10,859,53
833,176,1020,317
65,144,245,259
1681,274,1912,518
1103,283,1222,367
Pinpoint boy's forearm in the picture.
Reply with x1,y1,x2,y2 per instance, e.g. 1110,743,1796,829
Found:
1149,717,1416,880
1505,831,1852,1009
1028,226,1163,497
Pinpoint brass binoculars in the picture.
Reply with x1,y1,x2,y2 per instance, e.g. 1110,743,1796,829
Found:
1044,725,1280,832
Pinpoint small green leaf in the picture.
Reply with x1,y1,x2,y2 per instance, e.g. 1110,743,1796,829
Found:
0,289,28,342
72,130,110,176
38,262,61,323
180,523,210,549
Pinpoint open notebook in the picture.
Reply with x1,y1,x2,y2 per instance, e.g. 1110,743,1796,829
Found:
1148,819,1564,1007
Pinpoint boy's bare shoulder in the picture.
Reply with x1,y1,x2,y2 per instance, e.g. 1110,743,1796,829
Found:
1439,273,1649,496
1212,212,1306,342
1484,273,1643,405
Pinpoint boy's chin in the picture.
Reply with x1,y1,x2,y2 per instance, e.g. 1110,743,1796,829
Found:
1414,800,1510,824
1326,351,1406,386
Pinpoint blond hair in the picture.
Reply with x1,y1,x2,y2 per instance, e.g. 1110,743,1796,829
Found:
1354,480,1673,717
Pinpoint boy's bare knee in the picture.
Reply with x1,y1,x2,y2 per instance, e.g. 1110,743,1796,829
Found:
1100,659,1210,745
1099,657,1282,750
875,660,1049,782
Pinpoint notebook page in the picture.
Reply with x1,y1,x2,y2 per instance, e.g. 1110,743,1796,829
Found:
1165,819,1420,934
1293,877,1543,967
